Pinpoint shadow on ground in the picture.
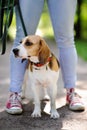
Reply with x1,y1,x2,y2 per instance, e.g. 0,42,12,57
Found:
0,100,87,130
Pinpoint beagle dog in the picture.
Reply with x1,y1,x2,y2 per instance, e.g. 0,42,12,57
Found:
13,35,60,119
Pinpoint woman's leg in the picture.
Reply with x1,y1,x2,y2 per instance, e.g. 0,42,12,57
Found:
47,0,85,111
10,0,44,93
6,0,44,114
47,0,77,89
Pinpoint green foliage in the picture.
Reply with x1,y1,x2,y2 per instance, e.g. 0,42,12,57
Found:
76,40,87,61
80,2,87,39
36,2,54,39
37,11,54,39
8,12,16,40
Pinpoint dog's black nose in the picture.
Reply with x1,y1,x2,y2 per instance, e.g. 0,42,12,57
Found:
13,48,19,56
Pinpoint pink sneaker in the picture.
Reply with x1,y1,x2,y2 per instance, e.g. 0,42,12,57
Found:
66,88,85,111
6,92,23,114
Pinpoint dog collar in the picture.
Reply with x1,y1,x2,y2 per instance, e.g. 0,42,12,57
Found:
33,56,52,67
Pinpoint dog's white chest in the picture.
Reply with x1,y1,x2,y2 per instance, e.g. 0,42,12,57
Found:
28,65,59,87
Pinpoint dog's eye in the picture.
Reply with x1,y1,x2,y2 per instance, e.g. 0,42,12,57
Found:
25,41,33,46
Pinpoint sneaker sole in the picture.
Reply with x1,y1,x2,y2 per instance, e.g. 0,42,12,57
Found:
5,108,23,115
69,104,85,111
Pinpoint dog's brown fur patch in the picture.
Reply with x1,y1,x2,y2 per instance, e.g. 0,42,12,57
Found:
48,53,60,72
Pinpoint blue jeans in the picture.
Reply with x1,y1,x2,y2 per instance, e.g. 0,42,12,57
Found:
10,0,77,92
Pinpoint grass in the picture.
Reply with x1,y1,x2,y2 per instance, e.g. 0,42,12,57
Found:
76,39,87,61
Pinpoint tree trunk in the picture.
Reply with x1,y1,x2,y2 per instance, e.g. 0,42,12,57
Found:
75,0,82,39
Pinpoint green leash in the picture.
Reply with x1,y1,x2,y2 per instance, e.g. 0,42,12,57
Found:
0,0,27,55
17,0,27,36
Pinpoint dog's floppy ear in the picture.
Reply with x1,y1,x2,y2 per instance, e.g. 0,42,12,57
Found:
38,39,50,64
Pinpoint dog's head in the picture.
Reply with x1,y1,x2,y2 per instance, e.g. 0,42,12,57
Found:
13,35,51,64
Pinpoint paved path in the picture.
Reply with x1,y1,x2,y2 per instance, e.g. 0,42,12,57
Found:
0,40,87,130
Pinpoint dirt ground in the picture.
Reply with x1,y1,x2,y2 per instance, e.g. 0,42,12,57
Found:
0,99,87,130
0,41,87,130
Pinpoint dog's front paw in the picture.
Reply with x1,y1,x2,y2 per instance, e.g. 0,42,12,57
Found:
31,110,41,118
50,110,60,119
